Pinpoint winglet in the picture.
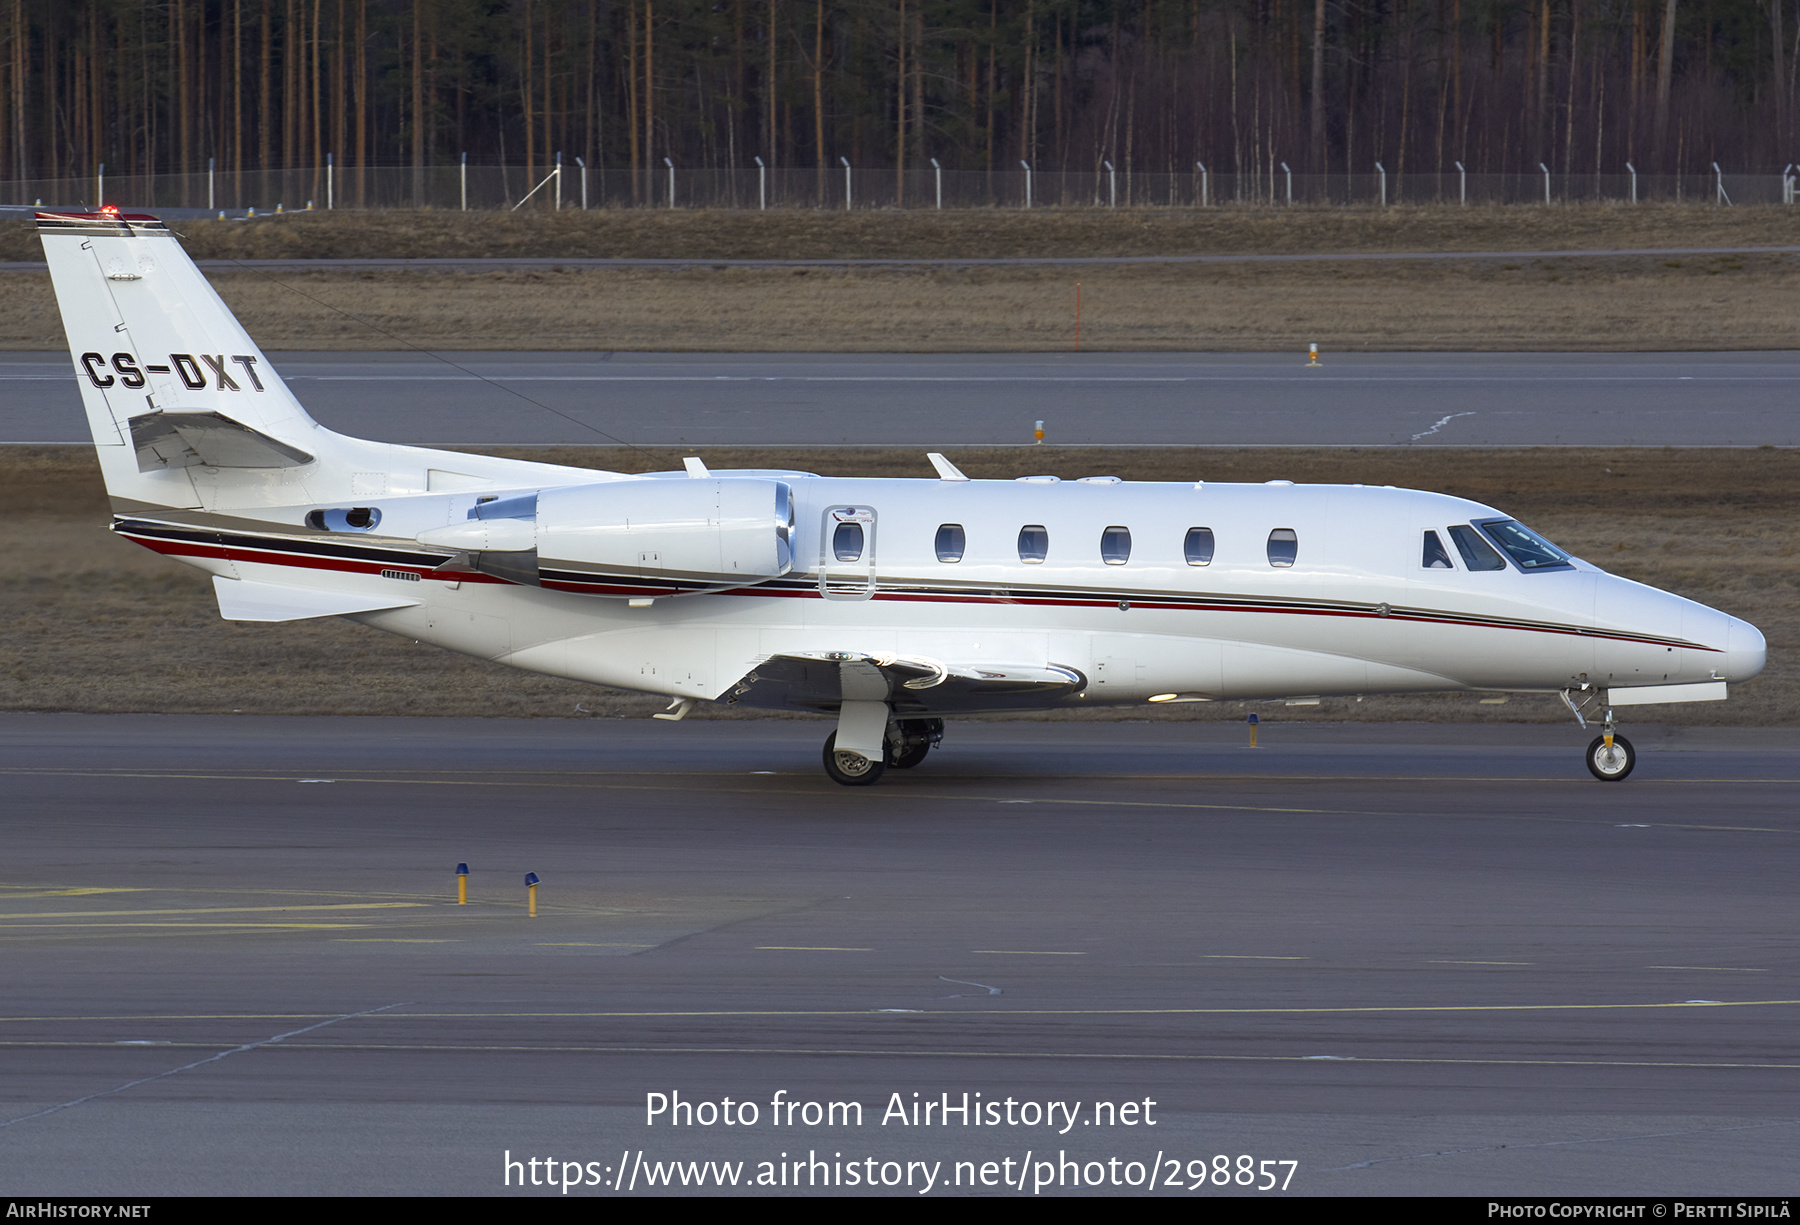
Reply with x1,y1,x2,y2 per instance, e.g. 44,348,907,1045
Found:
682,456,710,478
926,453,970,481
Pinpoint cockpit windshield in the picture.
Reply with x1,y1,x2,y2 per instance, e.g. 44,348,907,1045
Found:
1476,519,1573,571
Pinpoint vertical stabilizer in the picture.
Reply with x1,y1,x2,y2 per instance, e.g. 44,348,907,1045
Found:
37,210,330,508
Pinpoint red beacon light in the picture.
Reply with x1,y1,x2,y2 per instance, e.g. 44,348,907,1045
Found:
99,205,120,215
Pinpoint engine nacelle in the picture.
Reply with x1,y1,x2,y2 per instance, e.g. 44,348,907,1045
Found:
418,478,794,597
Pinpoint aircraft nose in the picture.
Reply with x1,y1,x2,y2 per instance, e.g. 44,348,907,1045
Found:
1724,616,1767,684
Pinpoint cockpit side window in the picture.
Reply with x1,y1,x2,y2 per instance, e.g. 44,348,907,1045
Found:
1421,530,1455,569
1448,525,1506,571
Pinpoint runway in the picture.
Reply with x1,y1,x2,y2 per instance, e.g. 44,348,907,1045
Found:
5,350,1800,447
2,714,1796,1196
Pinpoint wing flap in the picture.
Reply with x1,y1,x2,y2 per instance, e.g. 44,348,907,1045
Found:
212,576,422,623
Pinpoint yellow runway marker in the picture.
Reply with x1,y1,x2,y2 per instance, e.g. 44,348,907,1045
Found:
0,922,373,929
0,888,150,899
0,902,428,919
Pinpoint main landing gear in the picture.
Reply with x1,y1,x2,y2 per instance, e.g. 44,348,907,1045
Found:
1562,689,1636,781
822,718,944,786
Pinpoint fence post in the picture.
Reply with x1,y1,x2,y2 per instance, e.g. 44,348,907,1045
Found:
1713,162,1730,205
460,152,468,211
1196,162,1208,207
665,157,676,208
576,157,587,209
97,162,104,206
840,156,852,209
1626,162,1637,204
326,153,334,209
1104,160,1116,208
1376,161,1386,207
1540,162,1551,204
554,152,563,209
1455,161,1465,205
755,155,766,209
208,157,215,210
1020,159,1032,208
931,157,941,209
1785,165,1795,205
1281,161,1291,205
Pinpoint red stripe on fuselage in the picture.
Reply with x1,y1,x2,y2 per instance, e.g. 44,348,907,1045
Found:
121,530,1715,653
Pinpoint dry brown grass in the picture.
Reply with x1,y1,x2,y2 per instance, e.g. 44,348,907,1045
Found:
6,203,1800,262
5,254,1800,351
2,445,1792,726
5,205,1800,352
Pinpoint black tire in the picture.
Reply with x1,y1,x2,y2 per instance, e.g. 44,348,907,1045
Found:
886,718,943,769
887,741,931,769
823,733,886,786
1586,734,1636,781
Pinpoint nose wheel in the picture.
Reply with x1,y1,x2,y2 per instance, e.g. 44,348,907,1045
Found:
1586,732,1636,781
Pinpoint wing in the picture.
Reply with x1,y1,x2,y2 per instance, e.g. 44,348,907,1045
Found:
722,651,1087,715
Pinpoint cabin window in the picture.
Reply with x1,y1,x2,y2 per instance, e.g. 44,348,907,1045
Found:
1266,528,1298,568
1100,526,1131,565
1477,519,1573,571
1018,525,1049,563
1184,527,1215,566
832,522,865,562
935,524,966,563
1448,525,1506,571
1422,530,1455,569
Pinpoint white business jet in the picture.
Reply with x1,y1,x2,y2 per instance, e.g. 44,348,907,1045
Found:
39,209,1765,784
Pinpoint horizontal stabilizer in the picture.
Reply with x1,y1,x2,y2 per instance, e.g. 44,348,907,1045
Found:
131,410,315,472
212,576,421,623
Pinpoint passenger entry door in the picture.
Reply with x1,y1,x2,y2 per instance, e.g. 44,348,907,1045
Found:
819,505,876,600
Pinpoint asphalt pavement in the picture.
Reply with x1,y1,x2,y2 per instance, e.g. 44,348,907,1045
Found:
5,350,1800,448
2,715,1795,1196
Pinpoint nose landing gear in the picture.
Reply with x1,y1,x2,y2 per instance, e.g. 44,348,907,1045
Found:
1562,690,1637,781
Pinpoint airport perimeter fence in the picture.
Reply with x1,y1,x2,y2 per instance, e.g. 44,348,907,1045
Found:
5,162,1800,214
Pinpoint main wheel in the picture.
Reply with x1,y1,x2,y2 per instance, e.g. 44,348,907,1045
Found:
823,733,886,786
1586,734,1636,781
885,718,943,769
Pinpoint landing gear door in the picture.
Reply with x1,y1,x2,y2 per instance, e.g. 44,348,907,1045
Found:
819,505,876,601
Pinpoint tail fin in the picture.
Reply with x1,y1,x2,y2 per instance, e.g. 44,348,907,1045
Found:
38,210,330,509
